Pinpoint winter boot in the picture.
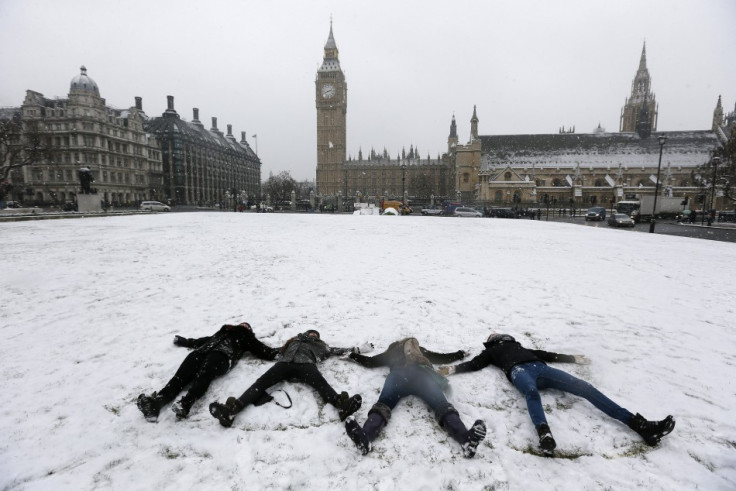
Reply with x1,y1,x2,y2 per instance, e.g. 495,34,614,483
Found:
462,420,487,459
172,395,195,419
345,416,372,455
137,392,164,422
536,423,556,455
628,413,675,446
209,397,245,428
336,392,362,421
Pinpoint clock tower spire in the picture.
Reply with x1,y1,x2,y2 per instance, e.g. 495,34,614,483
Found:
316,20,347,195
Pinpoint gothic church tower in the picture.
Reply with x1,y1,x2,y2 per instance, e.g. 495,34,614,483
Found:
620,43,658,134
315,21,347,195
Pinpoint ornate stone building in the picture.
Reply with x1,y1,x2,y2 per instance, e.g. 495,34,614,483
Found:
9,66,163,207
314,32,726,210
144,97,261,207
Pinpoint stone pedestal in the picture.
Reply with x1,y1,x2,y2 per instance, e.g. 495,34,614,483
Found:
77,194,102,213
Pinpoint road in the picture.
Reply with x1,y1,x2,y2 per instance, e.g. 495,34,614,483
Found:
546,216,736,243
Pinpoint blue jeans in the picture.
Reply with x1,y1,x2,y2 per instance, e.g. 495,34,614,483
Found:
377,365,452,416
510,362,633,427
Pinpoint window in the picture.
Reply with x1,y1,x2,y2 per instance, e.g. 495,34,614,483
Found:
463,173,470,183
505,172,512,181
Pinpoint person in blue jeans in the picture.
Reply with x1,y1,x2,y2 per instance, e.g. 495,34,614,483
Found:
439,333,675,455
345,337,487,458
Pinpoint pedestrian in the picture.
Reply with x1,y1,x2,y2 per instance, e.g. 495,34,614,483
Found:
439,333,675,456
345,337,487,458
136,322,278,422
209,330,371,427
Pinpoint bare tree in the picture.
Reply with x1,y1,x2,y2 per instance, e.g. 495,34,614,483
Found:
1,112,55,201
263,170,297,205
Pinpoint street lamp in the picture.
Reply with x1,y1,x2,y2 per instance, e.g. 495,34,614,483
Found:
401,164,407,204
649,134,667,233
708,156,721,226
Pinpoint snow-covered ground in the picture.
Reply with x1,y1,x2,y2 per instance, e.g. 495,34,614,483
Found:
1,213,735,490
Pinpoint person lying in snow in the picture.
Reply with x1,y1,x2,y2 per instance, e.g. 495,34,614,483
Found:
209,329,370,427
344,337,487,458
438,333,675,455
137,322,278,422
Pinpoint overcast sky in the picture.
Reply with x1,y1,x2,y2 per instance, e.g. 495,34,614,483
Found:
1,0,734,181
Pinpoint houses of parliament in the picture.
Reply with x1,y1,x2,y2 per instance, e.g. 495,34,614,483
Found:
315,25,735,210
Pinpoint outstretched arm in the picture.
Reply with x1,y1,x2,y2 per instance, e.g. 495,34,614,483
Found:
347,348,391,368
420,347,466,364
247,337,281,361
440,349,494,375
173,334,211,349
328,342,374,358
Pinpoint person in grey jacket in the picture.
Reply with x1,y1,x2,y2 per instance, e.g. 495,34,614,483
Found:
209,329,369,427
137,322,278,422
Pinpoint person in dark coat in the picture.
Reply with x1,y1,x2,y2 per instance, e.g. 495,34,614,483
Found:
137,322,278,422
345,337,487,458
208,330,369,427
439,333,675,455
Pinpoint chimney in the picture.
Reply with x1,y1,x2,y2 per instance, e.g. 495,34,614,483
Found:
211,117,219,131
193,108,199,121
163,95,178,117
135,97,142,110
227,124,233,136
241,131,246,143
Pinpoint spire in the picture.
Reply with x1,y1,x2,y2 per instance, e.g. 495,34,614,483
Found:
449,114,457,138
639,41,647,71
319,20,341,72
713,95,724,131
470,105,479,140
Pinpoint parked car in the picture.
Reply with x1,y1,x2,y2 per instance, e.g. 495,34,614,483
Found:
490,207,518,218
585,206,606,221
4,201,22,209
453,206,483,217
421,206,443,216
607,213,635,228
139,200,171,212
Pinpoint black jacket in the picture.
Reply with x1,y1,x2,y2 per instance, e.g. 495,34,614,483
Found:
349,339,465,372
453,335,576,381
177,325,279,368
278,333,351,364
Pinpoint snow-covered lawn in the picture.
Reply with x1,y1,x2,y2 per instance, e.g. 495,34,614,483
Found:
1,213,734,490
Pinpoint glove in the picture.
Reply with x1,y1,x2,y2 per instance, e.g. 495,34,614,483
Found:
437,365,456,376
572,355,591,365
352,342,374,354
348,352,360,361
457,350,467,358
173,335,190,347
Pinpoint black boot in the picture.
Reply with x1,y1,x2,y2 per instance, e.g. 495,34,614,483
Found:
172,395,195,419
336,392,362,421
628,413,675,446
137,392,165,423
345,416,371,455
209,396,245,428
362,412,387,441
536,423,556,455
462,420,487,459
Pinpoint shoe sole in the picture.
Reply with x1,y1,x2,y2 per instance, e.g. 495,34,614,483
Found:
209,403,234,428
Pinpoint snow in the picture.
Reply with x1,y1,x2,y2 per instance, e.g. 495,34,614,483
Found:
1,213,735,490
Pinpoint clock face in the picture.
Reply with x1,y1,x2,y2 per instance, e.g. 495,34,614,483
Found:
321,83,336,99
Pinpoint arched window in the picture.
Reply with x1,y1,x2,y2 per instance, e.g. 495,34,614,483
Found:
504,172,512,181
552,178,562,187
594,179,604,187
463,173,470,183
494,190,503,202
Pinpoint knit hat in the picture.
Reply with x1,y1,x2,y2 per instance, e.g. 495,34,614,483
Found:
305,329,321,339
486,333,515,344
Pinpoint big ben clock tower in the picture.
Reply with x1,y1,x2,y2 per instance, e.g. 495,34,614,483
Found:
316,22,347,195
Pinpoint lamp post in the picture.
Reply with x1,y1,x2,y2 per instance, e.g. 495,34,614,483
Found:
401,164,407,204
649,134,667,233
708,156,721,226
251,134,258,156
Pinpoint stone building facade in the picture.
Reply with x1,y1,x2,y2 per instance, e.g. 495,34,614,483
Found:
9,67,163,207
144,97,261,207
